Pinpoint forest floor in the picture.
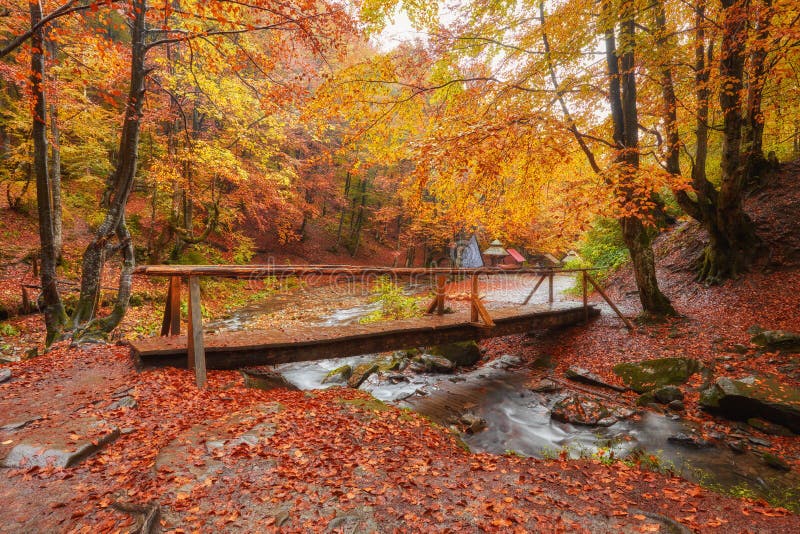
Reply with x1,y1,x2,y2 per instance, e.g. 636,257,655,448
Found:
0,165,799,532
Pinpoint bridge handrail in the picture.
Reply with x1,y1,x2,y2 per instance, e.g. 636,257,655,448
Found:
133,264,600,278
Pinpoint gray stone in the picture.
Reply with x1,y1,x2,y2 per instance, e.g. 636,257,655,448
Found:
667,432,711,449
748,437,772,448
412,354,455,373
0,368,10,383
653,385,684,404
459,413,487,434
565,367,626,392
427,341,482,367
0,417,41,432
613,358,702,393
699,375,800,433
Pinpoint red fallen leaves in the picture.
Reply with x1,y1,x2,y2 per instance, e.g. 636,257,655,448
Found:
0,329,797,531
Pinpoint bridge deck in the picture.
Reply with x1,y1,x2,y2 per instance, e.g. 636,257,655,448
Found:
132,303,598,370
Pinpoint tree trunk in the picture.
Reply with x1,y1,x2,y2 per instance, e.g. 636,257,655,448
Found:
45,34,62,260
30,0,67,344
606,7,675,316
72,0,146,335
699,0,760,282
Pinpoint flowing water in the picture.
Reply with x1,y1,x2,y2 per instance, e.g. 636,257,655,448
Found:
217,275,799,507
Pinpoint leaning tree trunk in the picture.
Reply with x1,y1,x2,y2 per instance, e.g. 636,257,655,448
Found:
72,0,147,336
30,0,67,344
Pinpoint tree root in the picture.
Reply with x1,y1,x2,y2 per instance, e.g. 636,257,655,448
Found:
112,500,160,534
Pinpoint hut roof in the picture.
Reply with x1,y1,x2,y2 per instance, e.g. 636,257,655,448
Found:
506,248,525,263
483,239,508,257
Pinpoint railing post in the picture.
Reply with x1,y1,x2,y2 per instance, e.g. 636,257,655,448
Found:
548,271,554,304
436,274,446,315
187,276,207,388
582,270,588,322
470,274,479,323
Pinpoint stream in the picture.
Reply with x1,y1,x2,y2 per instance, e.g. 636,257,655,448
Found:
210,275,799,506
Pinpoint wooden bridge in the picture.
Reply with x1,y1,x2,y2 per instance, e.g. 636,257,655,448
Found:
130,265,630,388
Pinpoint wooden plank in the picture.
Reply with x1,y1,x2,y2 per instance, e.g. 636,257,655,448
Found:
132,304,599,370
187,276,207,388
521,274,547,305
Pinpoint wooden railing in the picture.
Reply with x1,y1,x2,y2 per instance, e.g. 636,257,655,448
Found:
133,264,632,387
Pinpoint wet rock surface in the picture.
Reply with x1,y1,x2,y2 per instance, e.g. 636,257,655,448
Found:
699,375,800,433
0,368,11,384
613,358,702,393
1,417,120,468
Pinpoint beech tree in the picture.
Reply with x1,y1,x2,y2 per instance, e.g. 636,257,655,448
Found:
2,0,354,342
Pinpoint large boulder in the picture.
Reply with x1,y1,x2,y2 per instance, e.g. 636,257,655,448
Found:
699,375,800,434
427,341,482,367
750,328,800,352
613,357,702,393
551,395,631,427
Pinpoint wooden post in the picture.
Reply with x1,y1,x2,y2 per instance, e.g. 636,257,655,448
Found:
586,273,635,330
187,276,207,388
469,274,495,327
548,271,554,304
160,276,181,336
436,274,446,315
522,274,547,305
582,271,588,322
470,274,479,323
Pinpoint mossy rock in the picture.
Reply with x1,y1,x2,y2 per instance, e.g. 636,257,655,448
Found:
347,363,379,388
613,357,702,393
427,341,481,367
322,364,352,385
